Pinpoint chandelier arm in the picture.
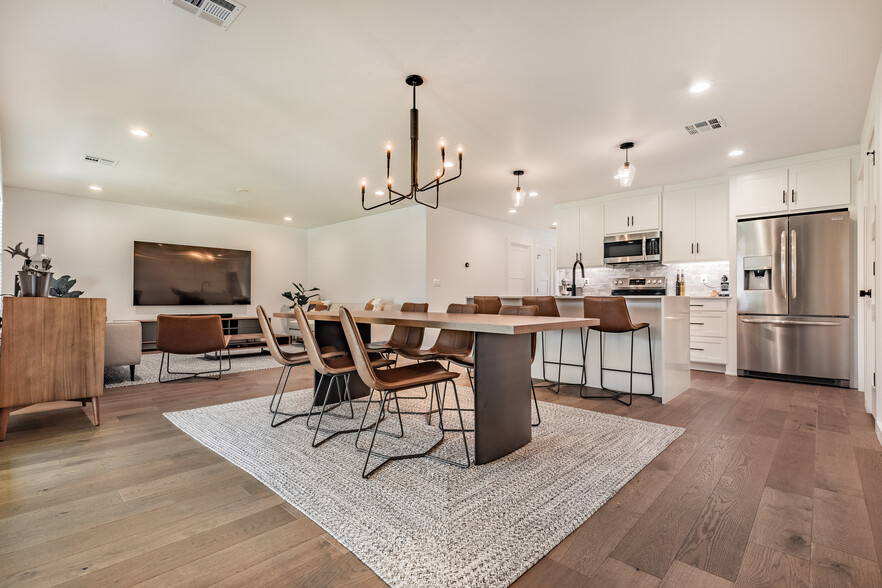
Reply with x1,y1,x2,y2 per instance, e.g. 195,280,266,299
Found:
423,165,462,189
414,183,440,209
362,192,408,211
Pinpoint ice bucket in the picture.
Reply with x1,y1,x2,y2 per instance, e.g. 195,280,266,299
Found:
18,271,53,297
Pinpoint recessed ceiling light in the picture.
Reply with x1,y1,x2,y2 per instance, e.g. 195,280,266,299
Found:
89,185,103,191
130,129,151,137
552,221,558,226
235,188,249,192
689,82,711,93
283,216,292,222
728,149,744,157
375,190,384,196
528,191,538,197
509,209,517,214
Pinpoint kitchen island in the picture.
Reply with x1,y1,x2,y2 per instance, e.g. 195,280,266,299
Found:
489,296,691,403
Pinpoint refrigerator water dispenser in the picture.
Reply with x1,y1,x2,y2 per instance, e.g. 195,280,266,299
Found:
743,255,772,290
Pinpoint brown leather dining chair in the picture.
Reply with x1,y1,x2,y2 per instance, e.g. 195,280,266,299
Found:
156,314,232,382
365,302,430,365
523,296,586,394
256,305,310,426
396,303,477,419
339,307,470,478
293,306,393,446
580,296,655,406
445,305,542,427
473,296,502,315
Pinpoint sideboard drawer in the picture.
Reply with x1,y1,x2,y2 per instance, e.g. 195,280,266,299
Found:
690,336,727,365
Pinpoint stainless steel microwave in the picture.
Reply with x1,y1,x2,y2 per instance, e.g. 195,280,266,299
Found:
603,230,662,264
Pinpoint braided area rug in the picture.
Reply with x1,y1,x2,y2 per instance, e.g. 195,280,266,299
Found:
165,387,684,588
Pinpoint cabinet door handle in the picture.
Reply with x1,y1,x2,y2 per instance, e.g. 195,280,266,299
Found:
690,304,704,307
690,347,705,351
696,242,699,254
626,216,630,227
782,189,786,204
791,189,795,203
631,215,634,226
691,243,694,254
690,322,705,325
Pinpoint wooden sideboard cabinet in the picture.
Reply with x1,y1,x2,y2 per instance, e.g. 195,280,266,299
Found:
0,297,106,440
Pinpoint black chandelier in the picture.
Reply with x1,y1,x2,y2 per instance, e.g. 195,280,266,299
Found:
361,74,463,211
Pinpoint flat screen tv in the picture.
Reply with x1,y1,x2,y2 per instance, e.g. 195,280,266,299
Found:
133,241,252,306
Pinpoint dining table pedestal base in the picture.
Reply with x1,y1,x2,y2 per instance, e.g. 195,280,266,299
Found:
472,331,532,465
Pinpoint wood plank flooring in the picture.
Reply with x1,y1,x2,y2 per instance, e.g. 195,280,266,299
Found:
1,366,881,587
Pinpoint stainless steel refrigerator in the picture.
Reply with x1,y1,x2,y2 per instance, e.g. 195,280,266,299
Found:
736,210,853,387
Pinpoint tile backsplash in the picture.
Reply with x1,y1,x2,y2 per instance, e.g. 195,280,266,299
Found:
557,261,730,297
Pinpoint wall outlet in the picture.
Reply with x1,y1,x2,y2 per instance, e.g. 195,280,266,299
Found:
700,274,708,284
433,278,441,287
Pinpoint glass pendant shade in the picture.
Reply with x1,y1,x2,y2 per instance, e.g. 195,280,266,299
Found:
617,162,636,187
511,187,526,207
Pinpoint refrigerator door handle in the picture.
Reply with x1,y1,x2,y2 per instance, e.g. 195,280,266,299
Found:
790,229,797,299
741,318,843,327
780,230,787,298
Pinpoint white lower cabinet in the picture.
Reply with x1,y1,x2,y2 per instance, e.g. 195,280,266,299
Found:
689,298,729,370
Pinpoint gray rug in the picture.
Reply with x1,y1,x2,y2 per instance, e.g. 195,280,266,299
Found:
165,388,684,587
104,345,305,387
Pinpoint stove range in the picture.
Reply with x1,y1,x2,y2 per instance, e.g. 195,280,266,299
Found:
611,276,667,296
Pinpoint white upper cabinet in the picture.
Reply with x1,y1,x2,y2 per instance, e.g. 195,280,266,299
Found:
789,158,851,211
578,204,604,266
604,193,660,234
731,157,850,217
555,210,580,269
662,184,728,263
555,202,604,268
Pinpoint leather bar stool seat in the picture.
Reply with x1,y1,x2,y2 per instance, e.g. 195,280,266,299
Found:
523,295,586,394
473,296,502,315
339,307,471,478
580,296,656,406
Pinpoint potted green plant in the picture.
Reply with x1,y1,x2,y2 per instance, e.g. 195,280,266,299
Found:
282,283,320,308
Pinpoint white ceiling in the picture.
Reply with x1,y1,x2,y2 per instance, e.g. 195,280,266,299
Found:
1,1,880,230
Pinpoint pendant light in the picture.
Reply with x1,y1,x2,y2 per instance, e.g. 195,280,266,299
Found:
511,170,526,207
617,142,636,188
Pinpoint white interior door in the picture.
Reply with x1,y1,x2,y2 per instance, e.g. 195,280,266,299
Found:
534,246,551,295
506,241,533,296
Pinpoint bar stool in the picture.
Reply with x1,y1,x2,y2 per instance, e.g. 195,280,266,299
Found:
523,296,586,394
444,304,542,427
293,306,394,446
473,296,502,315
339,307,470,478
580,296,655,406
365,302,429,365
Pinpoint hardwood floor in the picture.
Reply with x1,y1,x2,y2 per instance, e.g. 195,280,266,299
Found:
1,366,881,587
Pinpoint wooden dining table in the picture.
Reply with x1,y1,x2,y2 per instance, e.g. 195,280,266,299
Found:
275,309,599,465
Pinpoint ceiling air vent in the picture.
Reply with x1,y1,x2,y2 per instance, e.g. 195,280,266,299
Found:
82,154,119,167
684,116,727,136
166,0,245,30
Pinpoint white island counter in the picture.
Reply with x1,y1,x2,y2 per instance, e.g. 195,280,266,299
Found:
493,295,691,404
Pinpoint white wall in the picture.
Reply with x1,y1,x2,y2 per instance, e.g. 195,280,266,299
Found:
426,207,555,310
2,187,308,324
307,205,427,305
